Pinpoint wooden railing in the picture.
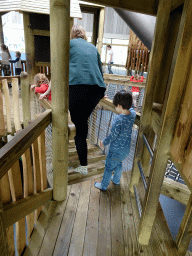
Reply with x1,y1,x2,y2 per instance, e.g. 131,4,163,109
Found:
0,109,52,255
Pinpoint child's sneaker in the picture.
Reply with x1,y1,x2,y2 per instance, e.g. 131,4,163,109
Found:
94,182,106,191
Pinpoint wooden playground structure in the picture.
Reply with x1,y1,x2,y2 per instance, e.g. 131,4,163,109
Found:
1,0,192,255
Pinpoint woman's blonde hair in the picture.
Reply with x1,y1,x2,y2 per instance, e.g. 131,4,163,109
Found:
34,73,49,87
70,25,87,41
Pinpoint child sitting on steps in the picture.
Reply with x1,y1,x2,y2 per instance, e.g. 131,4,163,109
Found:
94,90,136,191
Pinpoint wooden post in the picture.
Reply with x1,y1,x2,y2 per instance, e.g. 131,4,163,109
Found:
97,7,105,56
70,18,74,32
176,194,192,256
92,11,99,46
0,15,4,45
23,12,37,84
20,72,31,128
50,0,70,201
0,196,9,256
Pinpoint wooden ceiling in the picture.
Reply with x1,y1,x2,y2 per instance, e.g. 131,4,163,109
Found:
82,0,184,16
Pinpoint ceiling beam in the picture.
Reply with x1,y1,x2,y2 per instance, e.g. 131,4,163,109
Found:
81,0,184,16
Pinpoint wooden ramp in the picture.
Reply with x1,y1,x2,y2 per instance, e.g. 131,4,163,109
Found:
23,171,184,256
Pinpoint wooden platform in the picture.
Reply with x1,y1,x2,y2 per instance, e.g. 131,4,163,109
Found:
23,170,188,256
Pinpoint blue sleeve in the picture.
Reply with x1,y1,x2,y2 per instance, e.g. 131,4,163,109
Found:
103,118,121,146
9,57,19,63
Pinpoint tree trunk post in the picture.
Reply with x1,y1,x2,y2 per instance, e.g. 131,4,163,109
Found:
50,0,70,201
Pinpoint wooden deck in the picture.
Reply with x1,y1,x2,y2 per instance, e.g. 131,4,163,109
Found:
23,170,185,256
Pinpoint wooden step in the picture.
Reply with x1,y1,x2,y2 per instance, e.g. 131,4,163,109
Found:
69,144,101,157
68,161,105,184
69,154,106,168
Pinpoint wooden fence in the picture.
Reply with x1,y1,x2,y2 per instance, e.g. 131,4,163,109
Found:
0,77,52,255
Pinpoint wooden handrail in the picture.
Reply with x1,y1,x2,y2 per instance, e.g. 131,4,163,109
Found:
3,188,53,228
100,98,141,126
0,109,52,179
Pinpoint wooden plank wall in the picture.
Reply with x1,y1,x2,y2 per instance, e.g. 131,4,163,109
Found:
125,30,150,74
0,78,48,255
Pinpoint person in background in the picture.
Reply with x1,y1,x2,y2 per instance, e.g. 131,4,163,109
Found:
31,73,51,101
9,51,22,75
107,45,114,74
94,90,136,191
0,44,11,76
130,74,144,108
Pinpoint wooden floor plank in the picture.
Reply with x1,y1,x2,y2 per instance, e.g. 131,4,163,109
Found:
120,172,140,255
83,177,101,256
53,183,82,256
97,180,112,256
38,187,71,256
68,180,92,256
127,172,154,256
110,181,125,256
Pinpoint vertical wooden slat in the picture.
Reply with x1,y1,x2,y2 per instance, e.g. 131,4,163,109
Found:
12,78,34,243
38,132,47,191
2,79,12,134
8,161,26,255
97,7,105,56
21,73,31,128
0,196,9,256
50,0,70,201
0,89,5,136
0,174,15,255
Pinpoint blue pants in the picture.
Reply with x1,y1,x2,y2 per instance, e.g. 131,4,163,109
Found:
101,151,124,190
108,62,113,74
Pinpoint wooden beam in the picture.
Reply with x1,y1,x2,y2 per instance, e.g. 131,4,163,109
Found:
3,189,53,228
0,109,52,179
176,194,192,256
23,12,37,83
50,0,70,201
161,177,191,205
138,0,192,245
97,7,105,55
80,0,183,16
32,29,50,37
0,15,4,45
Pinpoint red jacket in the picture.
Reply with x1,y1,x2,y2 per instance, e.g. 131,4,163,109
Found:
35,83,51,101
130,76,144,93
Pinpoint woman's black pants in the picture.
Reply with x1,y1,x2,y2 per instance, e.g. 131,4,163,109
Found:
69,84,105,166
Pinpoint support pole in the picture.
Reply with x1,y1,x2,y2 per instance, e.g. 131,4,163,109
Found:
0,15,4,45
23,12,37,84
97,7,105,56
50,0,70,201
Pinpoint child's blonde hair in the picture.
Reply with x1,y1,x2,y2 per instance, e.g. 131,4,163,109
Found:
34,73,49,87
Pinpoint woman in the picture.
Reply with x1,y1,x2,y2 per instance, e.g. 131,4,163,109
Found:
0,44,11,76
69,25,106,175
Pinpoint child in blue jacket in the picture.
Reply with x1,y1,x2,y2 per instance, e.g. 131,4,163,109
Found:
95,90,136,191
